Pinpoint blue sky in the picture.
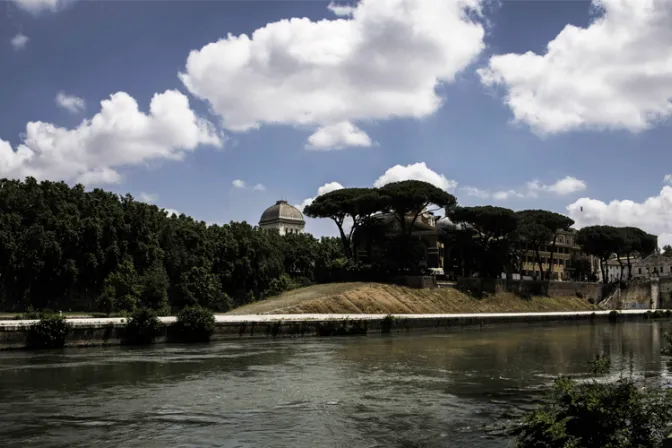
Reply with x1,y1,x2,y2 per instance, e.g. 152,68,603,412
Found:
2,0,672,242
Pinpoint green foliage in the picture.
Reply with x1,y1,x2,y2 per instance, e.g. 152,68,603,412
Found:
663,245,672,257
124,308,162,345
0,178,344,313
174,306,216,342
27,316,71,349
379,180,456,236
515,354,672,448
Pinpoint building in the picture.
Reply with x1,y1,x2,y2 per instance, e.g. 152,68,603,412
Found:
353,210,446,271
632,254,672,278
519,229,598,281
258,200,305,235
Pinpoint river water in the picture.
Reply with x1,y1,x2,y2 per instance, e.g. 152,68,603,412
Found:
0,321,669,448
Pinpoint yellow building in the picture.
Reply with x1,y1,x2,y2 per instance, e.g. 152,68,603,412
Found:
519,229,597,280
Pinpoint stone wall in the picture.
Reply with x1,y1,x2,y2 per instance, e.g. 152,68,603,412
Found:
455,278,605,300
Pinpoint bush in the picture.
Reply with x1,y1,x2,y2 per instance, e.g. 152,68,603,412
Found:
27,316,71,349
124,308,162,345
381,314,395,334
173,306,216,342
515,355,672,448
575,291,584,299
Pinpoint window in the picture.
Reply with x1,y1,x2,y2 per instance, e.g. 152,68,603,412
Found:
639,268,642,274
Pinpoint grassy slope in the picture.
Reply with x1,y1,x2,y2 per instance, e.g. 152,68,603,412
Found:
228,282,597,315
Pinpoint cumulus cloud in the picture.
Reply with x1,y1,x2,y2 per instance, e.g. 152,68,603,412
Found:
179,0,485,149
306,122,372,150
55,92,85,113
12,0,64,14
252,183,266,191
478,0,672,135
10,33,29,51
327,2,356,17
567,187,672,246
0,90,221,186
664,174,672,185
461,176,587,201
232,179,246,189
373,162,457,191
297,181,345,211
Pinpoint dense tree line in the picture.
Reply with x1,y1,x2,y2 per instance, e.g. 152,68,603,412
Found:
305,185,658,284
0,178,344,313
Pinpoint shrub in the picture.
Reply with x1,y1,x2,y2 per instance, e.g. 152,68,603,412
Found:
381,314,395,334
575,291,584,299
27,316,71,349
515,355,672,448
174,306,216,342
124,308,162,345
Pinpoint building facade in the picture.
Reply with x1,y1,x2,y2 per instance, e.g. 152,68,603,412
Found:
258,200,305,235
519,229,598,281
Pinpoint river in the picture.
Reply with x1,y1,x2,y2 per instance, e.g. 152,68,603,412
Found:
0,321,669,448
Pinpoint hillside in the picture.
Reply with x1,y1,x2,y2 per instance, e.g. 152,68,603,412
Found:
228,282,597,315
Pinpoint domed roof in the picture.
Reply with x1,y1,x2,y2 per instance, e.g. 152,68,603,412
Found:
259,200,305,225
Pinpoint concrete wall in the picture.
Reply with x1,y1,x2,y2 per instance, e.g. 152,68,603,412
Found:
0,311,661,351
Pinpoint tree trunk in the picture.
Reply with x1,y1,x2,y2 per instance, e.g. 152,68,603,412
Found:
626,254,632,280
546,236,558,281
600,258,607,284
616,254,624,282
536,250,543,280
335,222,352,259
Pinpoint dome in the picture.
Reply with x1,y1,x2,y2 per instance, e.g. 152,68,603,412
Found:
259,200,305,225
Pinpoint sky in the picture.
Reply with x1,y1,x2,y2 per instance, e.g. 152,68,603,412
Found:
1,0,672,244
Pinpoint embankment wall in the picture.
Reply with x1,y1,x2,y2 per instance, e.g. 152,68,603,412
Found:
456,278,605,300
0,311,662,351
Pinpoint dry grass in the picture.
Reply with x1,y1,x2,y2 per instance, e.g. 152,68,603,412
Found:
227,282,597,315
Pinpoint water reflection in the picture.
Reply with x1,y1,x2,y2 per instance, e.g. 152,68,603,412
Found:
0,321,669,448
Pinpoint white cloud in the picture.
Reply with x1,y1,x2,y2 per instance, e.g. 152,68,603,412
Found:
0,90,221,186
461,186,490,199
478,0,672,135
306,121,372,150
12,0,64,14
527,176,587,196
297,181,345,211
179,0,485,149
373,162,457,191
327,2,356,17
252,183,266,191
566,187,672,245
232,179,246,189
55,92,85,113
664,174,672,185
139,192,158,203
463,176,587,201
10,34,29,51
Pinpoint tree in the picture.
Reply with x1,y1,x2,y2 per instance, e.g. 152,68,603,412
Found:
448,206,518,278
516,216,552,280
620,227,657,280
663,245,672,257
303,188,382,259
576,226,622,284
378,181,456,237
517,210,574,280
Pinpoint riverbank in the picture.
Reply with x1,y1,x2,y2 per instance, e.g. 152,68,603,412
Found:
227,282,598,315
0,310,666,350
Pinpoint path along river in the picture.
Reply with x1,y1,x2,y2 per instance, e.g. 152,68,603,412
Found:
0,320,670,448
